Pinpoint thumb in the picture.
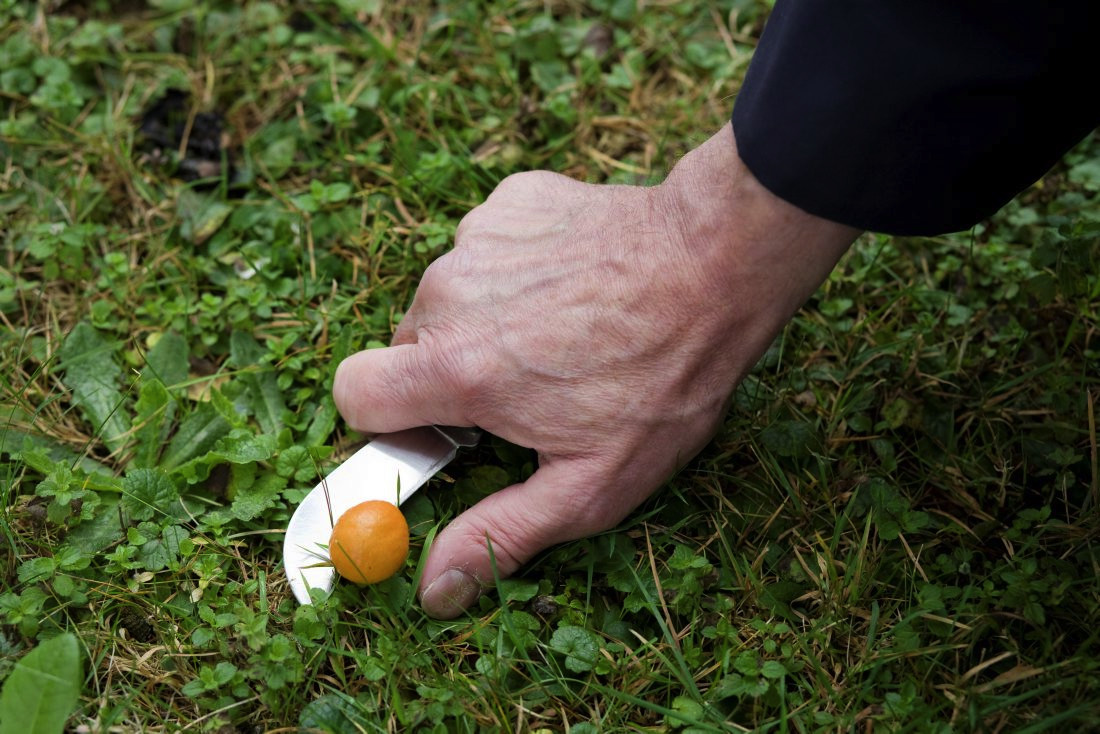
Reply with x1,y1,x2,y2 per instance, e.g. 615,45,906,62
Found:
332,344,471,433
418,458,620,619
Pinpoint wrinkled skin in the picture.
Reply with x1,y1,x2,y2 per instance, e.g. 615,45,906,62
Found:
333,124,859,617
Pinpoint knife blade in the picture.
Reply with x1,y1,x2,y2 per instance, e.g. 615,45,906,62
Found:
283,425,480,605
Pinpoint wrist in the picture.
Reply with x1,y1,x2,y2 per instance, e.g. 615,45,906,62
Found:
656,123,860,329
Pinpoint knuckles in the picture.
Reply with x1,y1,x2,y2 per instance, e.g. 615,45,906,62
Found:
457,170,580,245
492,170,567,198
413,249,483,309
453,205,487,246
414,255,460,303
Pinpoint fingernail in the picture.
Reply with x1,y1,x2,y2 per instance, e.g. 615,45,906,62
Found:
421,569,481,619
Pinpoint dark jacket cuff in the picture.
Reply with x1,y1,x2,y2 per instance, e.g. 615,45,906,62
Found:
731,1,1099,235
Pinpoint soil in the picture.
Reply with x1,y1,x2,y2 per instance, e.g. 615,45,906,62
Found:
138,88,237,189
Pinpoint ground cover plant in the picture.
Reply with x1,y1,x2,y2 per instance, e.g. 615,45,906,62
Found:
2,1,1099,731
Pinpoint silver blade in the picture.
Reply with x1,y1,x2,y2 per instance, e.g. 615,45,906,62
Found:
282,425,479,605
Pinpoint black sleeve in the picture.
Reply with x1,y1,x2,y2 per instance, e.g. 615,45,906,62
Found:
731,2,1100,236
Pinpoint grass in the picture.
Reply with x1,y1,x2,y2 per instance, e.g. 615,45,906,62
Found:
2,1,1099,731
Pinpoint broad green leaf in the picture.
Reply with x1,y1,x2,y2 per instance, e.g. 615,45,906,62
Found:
359,657,388,683
292,605,327,641
759,419,817,459
160,403,232,471
881,397,912,429
901,509,931,534
138,539,171,572
549,625,599,673
120,468,180,521
758,581,806,621
1068,156,1100,191
498,609,539,653
259,136,297,178
174,429,281,484
299,694,365,734
127,525,151,545
0,588,47,637
732,676,770,699
33,463,74,496
602,0,636,22
0,632,83,734
254,635,304,690
247,374,287,434
179,679,205,697
760,660,788,680
227,461,258,495
34,466,80,525
733,651,760,677
66,498,124,554
668,544,711,571
453,465,511,504
34,461,95,524
230,473,287,521
213,612,238,629
666,696,705,728
568,724,600,734
16,557,56,584
132,380,170,469
321,181,352,203
531,59,570,93
209,662,236,686
178,190,233,245
211,430,279,464
474,654,499,677
606,564,658,615
145,331,189,387
402,492,436,536
54,546,91,572
191,628,214,647
498,579,539,603
58,322,130,451
276,445,316,482
51,576,75,597
303,399,338,447
229,332,285,434
139,526,189,572
710,674,745,700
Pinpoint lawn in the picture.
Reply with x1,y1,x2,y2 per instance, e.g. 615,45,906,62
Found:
2,1,1099,732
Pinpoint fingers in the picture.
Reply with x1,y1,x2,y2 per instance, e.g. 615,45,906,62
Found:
332,344,474,434
418,457,628,619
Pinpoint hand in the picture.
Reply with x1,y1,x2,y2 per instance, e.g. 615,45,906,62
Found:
333,123,859,618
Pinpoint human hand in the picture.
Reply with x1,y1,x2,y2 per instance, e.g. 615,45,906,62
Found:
333,123,859,618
